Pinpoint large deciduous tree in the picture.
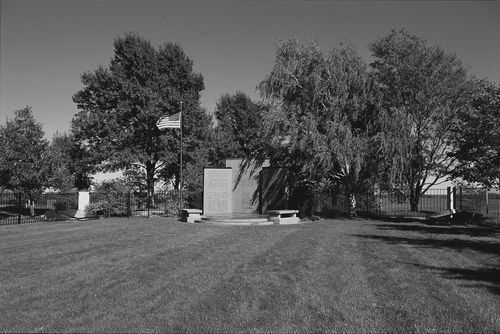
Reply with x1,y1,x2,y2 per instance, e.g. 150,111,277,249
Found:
0,106,48,215
44,132,93,192
44,138,75,193
72,33,206,202
213,92,266,164
449,79,500,188
370,29,470,211
258,39,379,215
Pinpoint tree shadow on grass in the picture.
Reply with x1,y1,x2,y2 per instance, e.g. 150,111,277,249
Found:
354,233,500,294
375,223,500,238
412,263,500,295
353,233,500,257
357,211,428,223
360,211,498,228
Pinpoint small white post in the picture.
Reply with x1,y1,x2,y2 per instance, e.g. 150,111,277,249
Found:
450,187,456,214
76,191,89,218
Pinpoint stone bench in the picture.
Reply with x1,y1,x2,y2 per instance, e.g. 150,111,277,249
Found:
180,209,203,223
267,209,300,225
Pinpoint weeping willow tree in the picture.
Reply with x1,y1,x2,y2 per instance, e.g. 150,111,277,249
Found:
257,39,380,215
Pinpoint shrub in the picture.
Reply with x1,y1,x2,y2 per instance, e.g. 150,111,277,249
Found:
85,201,111,217
88,193,129,217
161,191,188,217
85,199,128,217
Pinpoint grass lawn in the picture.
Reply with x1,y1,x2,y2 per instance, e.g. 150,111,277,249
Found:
0,217,499,333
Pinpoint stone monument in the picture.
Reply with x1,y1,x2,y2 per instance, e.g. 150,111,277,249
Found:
202,158,288,216
225,158,269,214
259,167,288,213
203,168,232,215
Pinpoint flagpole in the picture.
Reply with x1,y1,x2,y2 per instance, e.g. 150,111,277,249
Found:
179,101,183,216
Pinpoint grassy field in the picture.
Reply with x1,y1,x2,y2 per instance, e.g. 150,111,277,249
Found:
1,217,499,333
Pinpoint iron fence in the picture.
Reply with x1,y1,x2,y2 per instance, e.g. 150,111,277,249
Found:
2,187,498,225
356,188,449,216
0,190,182,225
88,191,182,218
0,192,78,225
355,187,500,223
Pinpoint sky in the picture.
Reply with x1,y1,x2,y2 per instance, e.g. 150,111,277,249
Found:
1,0,499,140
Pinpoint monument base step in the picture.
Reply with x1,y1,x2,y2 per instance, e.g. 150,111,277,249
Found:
193,214,303,226
197,214,273,226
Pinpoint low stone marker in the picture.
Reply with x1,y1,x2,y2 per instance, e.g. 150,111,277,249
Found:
181,208,203,223
267,209,300,225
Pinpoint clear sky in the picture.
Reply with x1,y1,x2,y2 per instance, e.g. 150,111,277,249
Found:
1,0,499,139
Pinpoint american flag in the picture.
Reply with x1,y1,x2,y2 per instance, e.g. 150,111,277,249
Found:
157,112,181,129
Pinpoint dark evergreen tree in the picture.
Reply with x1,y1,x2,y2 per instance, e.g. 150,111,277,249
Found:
0,106,48,215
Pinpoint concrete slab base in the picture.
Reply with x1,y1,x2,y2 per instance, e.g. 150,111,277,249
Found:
269,216,301,225
196,213,303,226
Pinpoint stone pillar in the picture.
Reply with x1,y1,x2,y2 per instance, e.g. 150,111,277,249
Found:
75,191,90,218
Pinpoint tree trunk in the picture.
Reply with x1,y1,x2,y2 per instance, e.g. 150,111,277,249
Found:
345,183,356,217
409,187,421,212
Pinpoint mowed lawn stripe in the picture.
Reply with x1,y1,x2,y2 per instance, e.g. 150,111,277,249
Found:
170,224,324,332
121,226,299,333
291,222,382,332
389,222,500,330
0,219,225,280
0,218,499,333
0,219,298,332
354,220,500,332
2,219,228,332
172,222,384,333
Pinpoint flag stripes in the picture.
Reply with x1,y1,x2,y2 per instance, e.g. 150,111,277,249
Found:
157,112,181,129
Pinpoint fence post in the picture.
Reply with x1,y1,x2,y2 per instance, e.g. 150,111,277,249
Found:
147,196,150,218
485,189,489,214
17,192,22,224
447,187,452,213
452,187,457,213
379,189,382,214
459,186,463,211
127,192,132,218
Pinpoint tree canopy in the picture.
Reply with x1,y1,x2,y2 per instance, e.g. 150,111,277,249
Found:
370,29,471,210
213,92,266,164
0,106,48,200
449,79,500,188
1,29,495,219
258,39,380,214
43,132,92,192
44,137,75,192
72,33,208,201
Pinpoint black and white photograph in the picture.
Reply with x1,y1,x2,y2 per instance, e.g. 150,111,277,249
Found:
1,0,499,332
